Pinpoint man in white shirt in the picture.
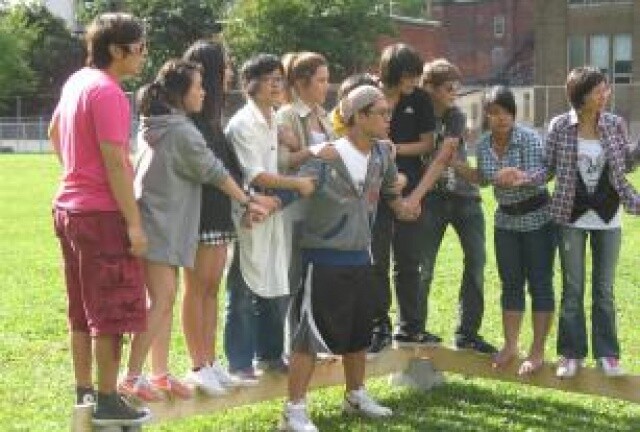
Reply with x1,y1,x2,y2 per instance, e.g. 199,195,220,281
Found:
224,54,315,381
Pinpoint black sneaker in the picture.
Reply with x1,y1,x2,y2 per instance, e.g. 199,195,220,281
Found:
393,331,442,347
92,392,152,426
367,331,392,356
454,334,498,355
76,386,96,405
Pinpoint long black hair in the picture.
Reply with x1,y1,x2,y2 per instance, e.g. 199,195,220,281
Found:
183,40,226,132
137,59,202,116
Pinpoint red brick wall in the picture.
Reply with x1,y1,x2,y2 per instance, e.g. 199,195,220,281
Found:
375,1,534,84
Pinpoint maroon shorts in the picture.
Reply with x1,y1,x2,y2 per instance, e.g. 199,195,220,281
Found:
53,208,147,336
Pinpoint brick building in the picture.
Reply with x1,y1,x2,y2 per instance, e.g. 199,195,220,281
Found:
534,1,640,131
378,1,534,86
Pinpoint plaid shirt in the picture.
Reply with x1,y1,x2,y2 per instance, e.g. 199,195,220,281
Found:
528,110,640,223
477,125,551,232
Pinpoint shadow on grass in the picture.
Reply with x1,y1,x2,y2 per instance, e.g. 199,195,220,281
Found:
312,379,639,432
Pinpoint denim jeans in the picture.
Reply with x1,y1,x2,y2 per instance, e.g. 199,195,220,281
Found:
419,193,486,337
224,252,290,371
494,223,556,312
557,225,621,359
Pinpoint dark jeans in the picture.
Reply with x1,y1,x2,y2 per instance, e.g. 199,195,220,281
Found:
557,226,621,359
371,200,425,335
419,193,486,337
224,252,289,371
494,223,556,312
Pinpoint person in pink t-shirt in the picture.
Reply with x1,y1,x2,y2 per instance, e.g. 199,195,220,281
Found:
49,13,151,427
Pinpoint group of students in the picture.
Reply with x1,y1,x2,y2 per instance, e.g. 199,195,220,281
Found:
51,12,640,432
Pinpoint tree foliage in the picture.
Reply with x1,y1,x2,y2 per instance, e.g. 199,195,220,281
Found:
79,0,228,84
2,3,83,114
0,20,35,105
225,0,394,80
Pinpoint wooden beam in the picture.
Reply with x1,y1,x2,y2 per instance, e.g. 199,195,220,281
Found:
71,346,640,431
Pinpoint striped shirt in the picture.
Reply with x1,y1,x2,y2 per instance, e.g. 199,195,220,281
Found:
476,125,551,232
527,110,640,223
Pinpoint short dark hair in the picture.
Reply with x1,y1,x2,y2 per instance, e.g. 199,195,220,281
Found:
379,43,423,87
484,85,517,118
183,40,227,130
85,13,145,69
240,53,284,96
137,59,202,116
566,66,607,110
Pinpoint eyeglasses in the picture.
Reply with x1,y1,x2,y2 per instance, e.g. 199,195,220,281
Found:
121,40,148,55
367,108,392,119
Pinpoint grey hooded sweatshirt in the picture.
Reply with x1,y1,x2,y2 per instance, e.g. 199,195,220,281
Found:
134,113,229,268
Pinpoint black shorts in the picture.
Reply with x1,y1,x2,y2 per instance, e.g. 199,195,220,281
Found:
291,263,374,355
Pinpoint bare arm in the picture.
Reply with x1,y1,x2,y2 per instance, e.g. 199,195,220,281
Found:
395,132,435,157
252,172,316,197
48,115,62,164
99,142,147,256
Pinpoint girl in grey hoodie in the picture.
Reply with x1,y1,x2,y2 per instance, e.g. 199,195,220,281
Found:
120,59,275,401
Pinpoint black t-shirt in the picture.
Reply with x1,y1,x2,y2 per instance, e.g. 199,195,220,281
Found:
390,88,436,190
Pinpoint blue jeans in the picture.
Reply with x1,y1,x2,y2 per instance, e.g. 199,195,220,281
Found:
419,193,486,337
224,252,290,371
494,223,556,312
557,226,621,359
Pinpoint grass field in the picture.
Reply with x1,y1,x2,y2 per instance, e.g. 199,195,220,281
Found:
2,154,640,431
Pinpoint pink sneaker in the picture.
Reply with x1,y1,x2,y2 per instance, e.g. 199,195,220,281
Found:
150,373,194,399
118,375,163,403
598,357,624,377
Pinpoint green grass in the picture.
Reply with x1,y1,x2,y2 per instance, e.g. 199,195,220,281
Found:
2,154,640,431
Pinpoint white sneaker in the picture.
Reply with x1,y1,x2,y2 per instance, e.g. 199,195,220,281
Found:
598,357,624,377
342,387,392,418
278,401,318,432
208,361,243,388
185,368,226,397
556,358,583,378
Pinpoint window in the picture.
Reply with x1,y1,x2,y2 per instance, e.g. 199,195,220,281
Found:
613,34,632,83
568,35,586,71
567,33,633,83
493,16,505,38
590,34,609,75
568,1,633,5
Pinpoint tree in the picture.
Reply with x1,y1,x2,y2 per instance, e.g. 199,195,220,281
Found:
224,0,394,80
2,3,83,115
79,0,228,84
0,20,36,112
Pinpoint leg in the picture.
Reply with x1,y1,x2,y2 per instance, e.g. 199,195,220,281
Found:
182,244,227,368
590,229,621,359
522,223,556,373
343,351,366,392
451,198,486,339
403,195,448,335
557,226,588,359
224,252,257,371
371,201,394,331
493,228,526,367
393,217,427,334
255,294,289,363
72,331,93,389
127,261,177,376
287,351,316,402
95,335,122,393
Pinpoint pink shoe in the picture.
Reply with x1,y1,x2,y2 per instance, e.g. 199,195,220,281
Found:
118,374,163,403
150,373,194,399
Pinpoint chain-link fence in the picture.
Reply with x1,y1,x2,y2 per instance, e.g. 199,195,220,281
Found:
2,83,640,154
